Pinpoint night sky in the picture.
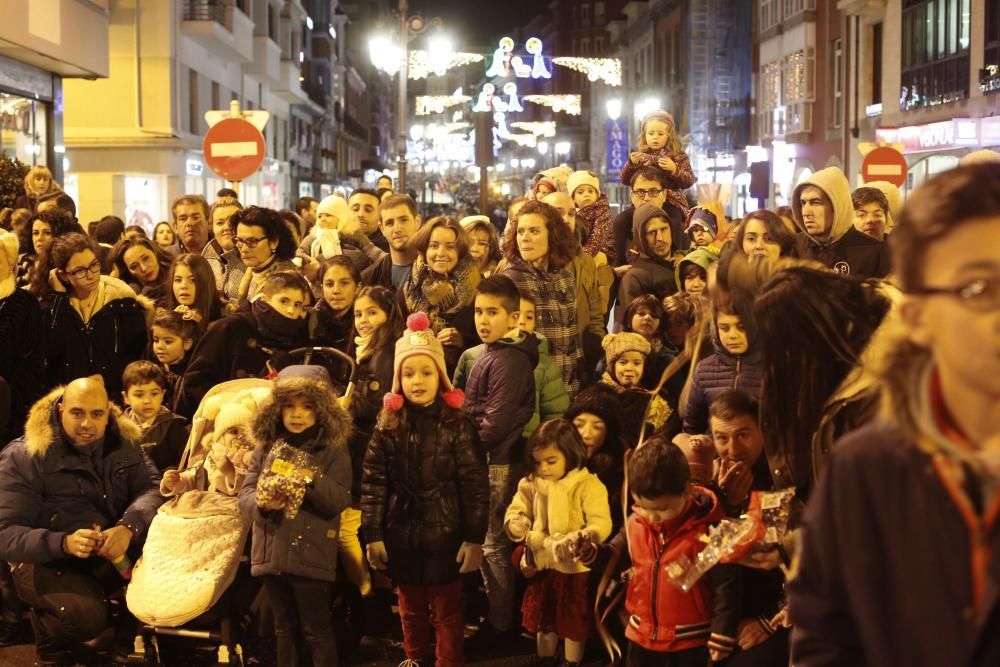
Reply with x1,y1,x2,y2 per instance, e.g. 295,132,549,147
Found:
408,0,541,48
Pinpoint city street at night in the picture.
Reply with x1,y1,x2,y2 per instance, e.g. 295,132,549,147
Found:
1,0,1000,666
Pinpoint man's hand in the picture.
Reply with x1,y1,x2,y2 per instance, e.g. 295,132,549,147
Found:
658,156,677,173
737,618,771,650
718,458,754,506
63,528,101,559
97,525,133,561
366,541,389,570
455,542,483,574
437,327,463,348
770,608,791,629
739,545,784,570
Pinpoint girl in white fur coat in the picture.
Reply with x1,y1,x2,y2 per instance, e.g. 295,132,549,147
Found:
505,419,612,667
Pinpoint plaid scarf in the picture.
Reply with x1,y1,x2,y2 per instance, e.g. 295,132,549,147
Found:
403,254,481,333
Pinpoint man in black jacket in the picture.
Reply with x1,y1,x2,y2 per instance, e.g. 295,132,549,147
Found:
0,376,162,664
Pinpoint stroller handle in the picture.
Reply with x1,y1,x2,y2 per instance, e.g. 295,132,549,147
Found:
284,347,358,406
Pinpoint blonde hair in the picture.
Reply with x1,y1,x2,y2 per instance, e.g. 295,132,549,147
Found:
637,110,682,154
0,229,18,271
23,166,60,198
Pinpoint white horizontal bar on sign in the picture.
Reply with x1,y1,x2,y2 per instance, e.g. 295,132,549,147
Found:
867,164,903,176
210,141,259,157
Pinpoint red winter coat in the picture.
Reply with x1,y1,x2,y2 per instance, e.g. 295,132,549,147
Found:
624,487,739,654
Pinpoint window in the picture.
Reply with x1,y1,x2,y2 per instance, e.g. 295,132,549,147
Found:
211,81,220,111
759,61,782,139
595,1,605,23
268,4,277,41
581,38,590,55
901,0,970,108
580,3,591,27
595,35,605,54
782,48,815,103
831,38,843,128
783,0,816,17
188,69,198,134
872,23,883,104
760,0,779,31
986,0,1000,94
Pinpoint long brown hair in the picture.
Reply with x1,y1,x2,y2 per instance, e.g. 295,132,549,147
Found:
111,237,173,287
353,286,404,361
164,253,221,334
502,200,576,271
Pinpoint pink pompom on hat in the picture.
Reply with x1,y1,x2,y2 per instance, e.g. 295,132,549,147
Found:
383,312,464,410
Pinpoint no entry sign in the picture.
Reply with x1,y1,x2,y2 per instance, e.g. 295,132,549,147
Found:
862,145,908,188
203,117,266,182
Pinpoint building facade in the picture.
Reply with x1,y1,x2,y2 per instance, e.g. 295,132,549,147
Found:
0,0,110,185
61,0,388,228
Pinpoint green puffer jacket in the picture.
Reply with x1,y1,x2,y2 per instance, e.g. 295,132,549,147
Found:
453,333,569,439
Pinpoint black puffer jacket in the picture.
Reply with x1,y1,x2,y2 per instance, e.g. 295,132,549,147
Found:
361,400,489,586
44,278,150,398
346,345,395,500
238,370,353,583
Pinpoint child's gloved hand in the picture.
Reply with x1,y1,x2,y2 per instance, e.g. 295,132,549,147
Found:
507,513,531,541
455,542,483,574
366,541,389,570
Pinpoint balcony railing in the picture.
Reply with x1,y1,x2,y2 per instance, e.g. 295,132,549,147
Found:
183,0,225,23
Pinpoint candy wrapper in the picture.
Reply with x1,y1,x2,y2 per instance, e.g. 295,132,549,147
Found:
256,441,319,519
665,487,795,592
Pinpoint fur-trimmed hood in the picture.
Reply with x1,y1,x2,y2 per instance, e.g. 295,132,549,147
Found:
250,375,352,451
23,385,142,458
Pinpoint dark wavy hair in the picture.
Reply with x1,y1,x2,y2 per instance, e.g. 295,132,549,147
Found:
27,213,87,297
110,237,173,287
464,218,503,269
753,266,890,494
164,253,222,334
19,208,79,258
622,294,665,339
230,206,298,261
733,209,799,260
34,232,98,300
502,200,576,271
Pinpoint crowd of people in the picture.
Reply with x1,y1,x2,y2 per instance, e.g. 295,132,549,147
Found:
0,115,998,667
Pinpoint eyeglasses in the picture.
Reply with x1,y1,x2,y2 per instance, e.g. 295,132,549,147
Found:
909,278,1000,312
633,188,664,200
234,236,268,249
65,260,102,280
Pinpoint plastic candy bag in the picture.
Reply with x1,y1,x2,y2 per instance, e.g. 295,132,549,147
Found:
256,441,318,519
665,487,795,591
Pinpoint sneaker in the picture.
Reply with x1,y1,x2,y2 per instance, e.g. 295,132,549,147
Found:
397,659,427,667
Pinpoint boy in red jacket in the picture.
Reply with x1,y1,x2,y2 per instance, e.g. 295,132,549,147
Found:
583,436,739,666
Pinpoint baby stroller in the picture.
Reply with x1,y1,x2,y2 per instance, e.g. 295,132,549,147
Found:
126,348,361,666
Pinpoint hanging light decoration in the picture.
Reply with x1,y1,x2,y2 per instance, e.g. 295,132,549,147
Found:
415,88,472,116
551,57,622,87
523,94,582,115
510,121,557,137
408,49,484,80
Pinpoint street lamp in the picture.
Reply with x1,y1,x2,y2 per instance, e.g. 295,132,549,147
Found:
555,141,571,157
634,97,662,121
368,1,448,192
409,124,425,142
606,98,622,121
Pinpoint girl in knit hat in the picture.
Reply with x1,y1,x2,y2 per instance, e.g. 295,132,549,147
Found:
600,332,677,446
504,419,612,667
361,312,489,667
620,110,696,219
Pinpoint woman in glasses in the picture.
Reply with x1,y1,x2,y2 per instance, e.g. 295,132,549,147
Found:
221,206,299,310
42,232,151,397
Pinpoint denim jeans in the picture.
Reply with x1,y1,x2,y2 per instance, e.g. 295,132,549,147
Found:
480,463,521,632
263,575,337,667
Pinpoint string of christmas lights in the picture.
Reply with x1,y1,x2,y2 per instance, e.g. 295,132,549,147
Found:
510,121,557,137
523,95,582,116
408,50,484,80
551,57,622,86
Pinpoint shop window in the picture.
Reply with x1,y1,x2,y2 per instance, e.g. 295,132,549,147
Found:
0,93,49,167
901,0,970,108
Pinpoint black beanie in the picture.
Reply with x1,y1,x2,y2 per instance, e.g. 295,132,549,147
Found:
564,384,624,448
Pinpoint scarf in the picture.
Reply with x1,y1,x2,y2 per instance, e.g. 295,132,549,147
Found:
312,228,343,259
252,299,306,347
403,254,481,332
354,333,373,363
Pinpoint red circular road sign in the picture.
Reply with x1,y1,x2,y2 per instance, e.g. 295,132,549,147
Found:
202,118,266,182
862,145,908,188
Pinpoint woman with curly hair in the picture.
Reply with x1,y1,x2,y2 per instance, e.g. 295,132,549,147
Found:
501,200,583,398
223,205,300,309
400,216,480,373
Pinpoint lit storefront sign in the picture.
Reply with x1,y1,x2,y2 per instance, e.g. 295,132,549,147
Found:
876,118,980,153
